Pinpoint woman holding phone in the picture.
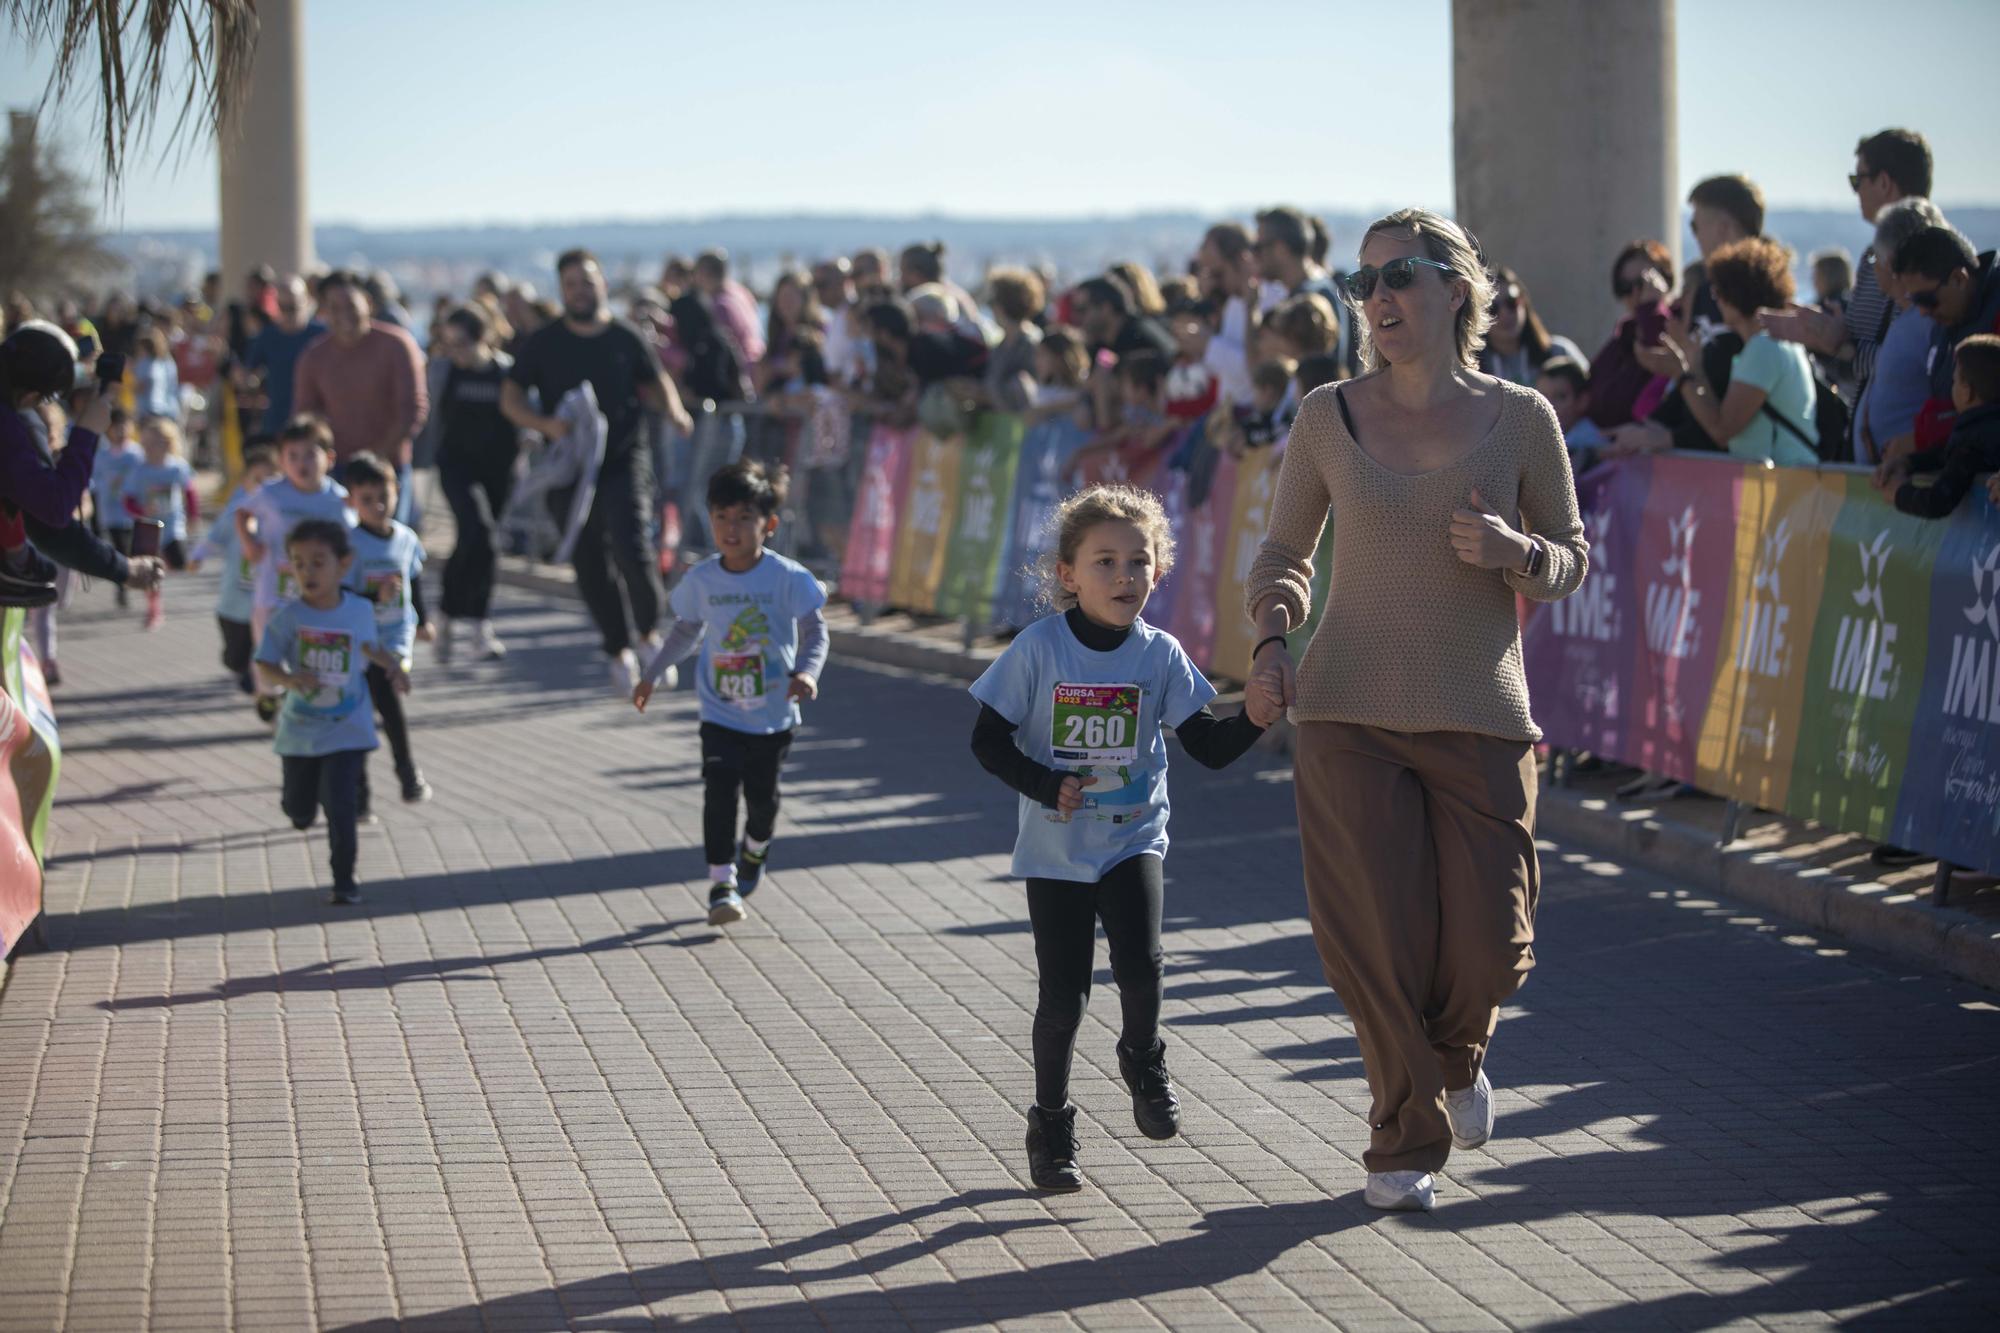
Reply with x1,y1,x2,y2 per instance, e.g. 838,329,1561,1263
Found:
1244,209,1588,1213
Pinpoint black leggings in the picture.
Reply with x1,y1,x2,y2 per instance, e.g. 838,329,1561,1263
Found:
358,662,417,813
281,749,366,891
700,722,791,866
439,459,512,620
1025,853,1165,1110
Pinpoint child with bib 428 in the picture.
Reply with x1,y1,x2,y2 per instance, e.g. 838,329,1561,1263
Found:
969,484,1283,1191
633,459,828,927
254,519,410,905
341,452,434,810
237,413,353,725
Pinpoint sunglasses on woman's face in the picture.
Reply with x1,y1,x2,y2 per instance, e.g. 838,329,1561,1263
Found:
1342,256,1455,301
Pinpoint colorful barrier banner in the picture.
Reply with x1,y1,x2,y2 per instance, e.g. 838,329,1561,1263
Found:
1168,452,1236,670
888,430,962,614
1,608,59,958
993,416,1092,629
1625,457,1741,783
1522,460,1644,760
839,423,915,608
1524,456,2000,876
936,414,1025,626
1209,443,1282,675
1892,485,2000,868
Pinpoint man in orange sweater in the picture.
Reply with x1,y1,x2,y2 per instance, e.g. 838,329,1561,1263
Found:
294,270,429,526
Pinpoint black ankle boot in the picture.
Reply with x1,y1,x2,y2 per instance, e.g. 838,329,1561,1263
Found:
1024,1104,1083,1191
1118,1037,1181,1140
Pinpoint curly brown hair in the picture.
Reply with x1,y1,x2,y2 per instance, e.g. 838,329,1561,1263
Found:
986,267,1046,324
1704,236,1795,319
1040,485,1176,612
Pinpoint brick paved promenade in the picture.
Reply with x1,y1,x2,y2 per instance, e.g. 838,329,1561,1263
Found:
2,574,1998,1330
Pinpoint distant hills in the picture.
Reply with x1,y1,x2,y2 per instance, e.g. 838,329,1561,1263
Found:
104,207,1998,304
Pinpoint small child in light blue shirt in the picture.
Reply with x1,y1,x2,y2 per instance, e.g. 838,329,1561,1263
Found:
341,452,433,812
966,483,1278,1193
190,444,277,693
254,518,408,905
636,459,828,927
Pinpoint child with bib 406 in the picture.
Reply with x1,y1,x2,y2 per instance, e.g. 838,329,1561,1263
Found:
342,452,434,810
189,442,277,693
969,484,1282,1191
632,459,828,927
237,413,353,725
254,519,410,905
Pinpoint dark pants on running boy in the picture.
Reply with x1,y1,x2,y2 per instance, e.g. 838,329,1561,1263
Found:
281,749,366,891
1025,853,1166,1110
700,722,791,865
219,616,253,691
439,456,512,621
358,662,417,813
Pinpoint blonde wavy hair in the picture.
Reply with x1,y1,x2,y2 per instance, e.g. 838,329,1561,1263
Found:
1037,484,1177,613
1350,208,1495,373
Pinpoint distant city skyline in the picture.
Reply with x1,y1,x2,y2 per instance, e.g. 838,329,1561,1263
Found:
5,0,1997,231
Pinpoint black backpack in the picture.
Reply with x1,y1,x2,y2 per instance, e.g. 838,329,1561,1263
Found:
1762,358,1851,463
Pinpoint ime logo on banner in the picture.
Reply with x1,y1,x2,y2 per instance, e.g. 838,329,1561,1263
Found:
1828,530,1900,702
1552,502,1619,641
1644,506,1703,660
1736,517,1794,678
1943,540,2000,724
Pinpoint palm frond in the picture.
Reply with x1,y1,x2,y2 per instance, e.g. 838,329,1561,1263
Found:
2,0,260,187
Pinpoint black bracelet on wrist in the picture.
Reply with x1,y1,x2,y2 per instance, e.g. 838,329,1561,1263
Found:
1252,634,1289,662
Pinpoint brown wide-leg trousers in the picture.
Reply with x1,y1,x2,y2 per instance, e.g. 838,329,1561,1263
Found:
1293,721,1540,1174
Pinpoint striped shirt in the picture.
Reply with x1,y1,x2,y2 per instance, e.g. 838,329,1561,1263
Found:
1845,250,1893,392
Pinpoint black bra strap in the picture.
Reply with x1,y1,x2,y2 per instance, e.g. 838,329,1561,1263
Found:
1333,383,1358,443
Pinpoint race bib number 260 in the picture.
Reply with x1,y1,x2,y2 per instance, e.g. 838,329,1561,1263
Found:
1051,683,1142,766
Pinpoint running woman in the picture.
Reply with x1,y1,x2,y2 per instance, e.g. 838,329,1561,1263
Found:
968,484,1280,1192
632,459,828,926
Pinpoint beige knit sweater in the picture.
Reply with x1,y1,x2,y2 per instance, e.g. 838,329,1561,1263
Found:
1246,379,1588,741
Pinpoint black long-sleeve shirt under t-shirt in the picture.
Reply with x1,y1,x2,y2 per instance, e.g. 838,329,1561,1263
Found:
970,607,1265,808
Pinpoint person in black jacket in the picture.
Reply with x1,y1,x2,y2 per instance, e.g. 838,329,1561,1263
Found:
1883,334,2000,517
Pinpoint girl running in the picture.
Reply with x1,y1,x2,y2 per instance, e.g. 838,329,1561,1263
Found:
968,484,1280,1191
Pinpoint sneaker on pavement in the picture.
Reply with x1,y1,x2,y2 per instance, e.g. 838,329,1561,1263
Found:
1445,1067,1495,1151
1869,843,1935,869
434,617,454,664
707,882,747,926
474,619,506,660
402,774,433,804
1025,1104,1084,1192
328,882,362,906
1117,1037,1182,1140
610,648,641,695
1364,1170,1435,1212
736,840,768,897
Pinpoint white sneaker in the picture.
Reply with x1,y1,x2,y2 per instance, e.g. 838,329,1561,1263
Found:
1364,1170,1436,1212
1445,1067,1495,1150
609,649,640,694
434,616,453,665
474,620,506,660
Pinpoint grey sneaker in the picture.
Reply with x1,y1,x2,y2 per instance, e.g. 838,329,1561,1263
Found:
707,882,746,926
1364,1170,1435,1212
1445,1067,1495,1150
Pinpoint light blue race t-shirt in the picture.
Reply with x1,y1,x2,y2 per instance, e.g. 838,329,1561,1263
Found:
345,520,426,660
969,613,1215,883
120,457,195,544
255,591,381,757
668,551,828,735
243,476,352,611
91,442,143,531
199,485,256,623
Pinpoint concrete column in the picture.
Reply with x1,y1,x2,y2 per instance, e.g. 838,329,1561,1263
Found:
217,0,310,299
1452,0,1677,351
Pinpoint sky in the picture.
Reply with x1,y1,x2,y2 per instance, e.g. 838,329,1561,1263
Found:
3,0,1997,232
